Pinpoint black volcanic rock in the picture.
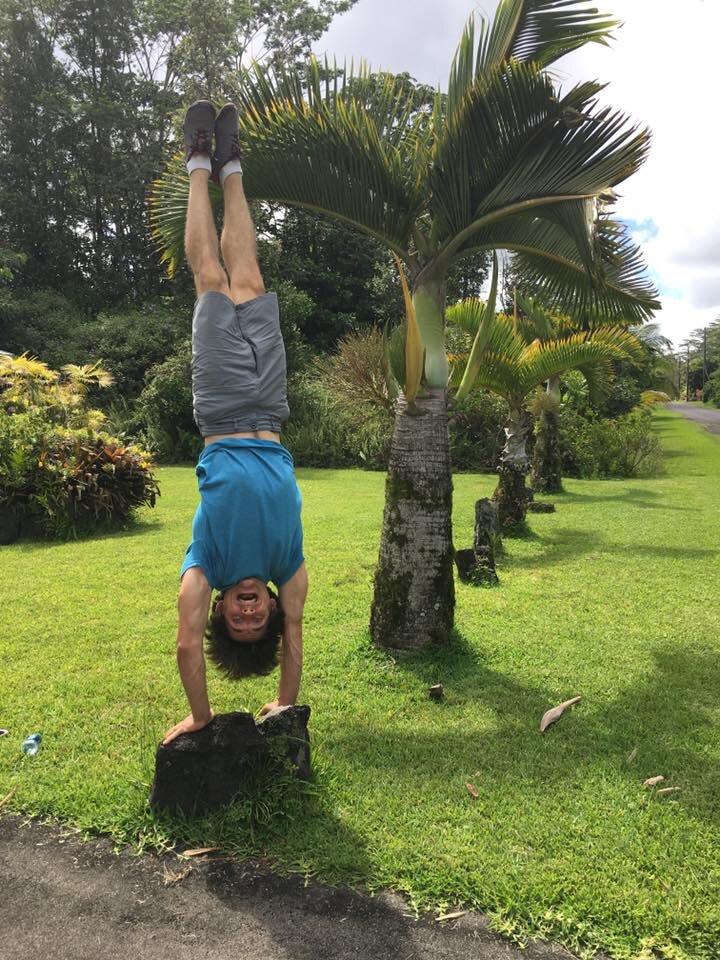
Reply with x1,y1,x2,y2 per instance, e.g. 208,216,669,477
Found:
150,706,311,814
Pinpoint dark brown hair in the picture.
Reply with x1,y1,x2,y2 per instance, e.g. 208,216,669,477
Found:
204,588,284,679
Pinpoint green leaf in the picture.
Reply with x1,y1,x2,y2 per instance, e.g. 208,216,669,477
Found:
453,253,500,402
477,0,619,70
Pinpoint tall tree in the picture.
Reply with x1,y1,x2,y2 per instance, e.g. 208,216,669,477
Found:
151,1,659,649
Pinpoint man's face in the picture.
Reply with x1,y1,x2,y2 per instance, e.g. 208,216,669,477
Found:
216,578,275,643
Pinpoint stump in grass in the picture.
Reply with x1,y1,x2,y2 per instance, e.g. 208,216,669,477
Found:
150,706,311,814
455,498,500,585
527,500,556,513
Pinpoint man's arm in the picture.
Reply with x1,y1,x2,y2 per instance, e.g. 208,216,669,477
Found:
163,567,213,744
261,562,308,714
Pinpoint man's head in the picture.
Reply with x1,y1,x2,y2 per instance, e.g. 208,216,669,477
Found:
205,578,285,678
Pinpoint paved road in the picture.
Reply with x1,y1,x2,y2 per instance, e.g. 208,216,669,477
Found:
0,815,581,960
667,402,720,435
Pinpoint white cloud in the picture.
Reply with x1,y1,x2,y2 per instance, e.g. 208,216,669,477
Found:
316,0,720,348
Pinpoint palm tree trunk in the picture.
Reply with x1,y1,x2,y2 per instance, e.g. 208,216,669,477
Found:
494,408,531,527
530,376,563,493
531,410,563,492
370,388,455,649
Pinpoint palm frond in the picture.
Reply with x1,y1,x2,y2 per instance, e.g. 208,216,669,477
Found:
515,330,637,394
150,60,432,275
629,322,673,353
478,0,618,70
515,292,557,341
457,215,658,323
432,60,648,254
454,253,500,402
394,255,424,402
61,362,115,390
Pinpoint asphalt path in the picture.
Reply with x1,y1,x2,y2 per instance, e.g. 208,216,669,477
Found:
0,814,583,960
667,402,720,435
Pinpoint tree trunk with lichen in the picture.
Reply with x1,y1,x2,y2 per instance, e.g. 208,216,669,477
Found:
531,375,563,493
531,409,563,492
493,408,532,527
370,389,455,649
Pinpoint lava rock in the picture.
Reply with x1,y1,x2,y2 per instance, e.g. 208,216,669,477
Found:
257,704,311,780
150,706,311,814
527,500,556,513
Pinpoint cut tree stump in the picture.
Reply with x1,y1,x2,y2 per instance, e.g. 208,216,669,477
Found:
150,706,311,814
455,498,500,585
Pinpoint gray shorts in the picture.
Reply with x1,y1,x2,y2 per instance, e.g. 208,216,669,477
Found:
191,290,289,437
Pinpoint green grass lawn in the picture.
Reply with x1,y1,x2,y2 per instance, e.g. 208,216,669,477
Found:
2,408,719,959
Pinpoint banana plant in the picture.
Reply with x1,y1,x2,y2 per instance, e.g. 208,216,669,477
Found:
150,1,659,649
448,291,644,525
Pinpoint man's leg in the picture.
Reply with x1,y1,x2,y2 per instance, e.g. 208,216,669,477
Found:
185,169,231,298
220,173,265,304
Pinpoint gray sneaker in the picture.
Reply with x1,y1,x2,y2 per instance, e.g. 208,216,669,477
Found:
183,100,216,161
212,103,243,182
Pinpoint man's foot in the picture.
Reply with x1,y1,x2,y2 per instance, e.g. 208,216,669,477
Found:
212,102,243,184
183,99,216,162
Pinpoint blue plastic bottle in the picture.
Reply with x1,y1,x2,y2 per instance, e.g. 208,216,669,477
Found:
21,733,42,756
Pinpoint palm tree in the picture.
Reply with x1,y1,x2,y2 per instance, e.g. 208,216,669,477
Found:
448,287,644,525
150,1,658,649
504,295,669,495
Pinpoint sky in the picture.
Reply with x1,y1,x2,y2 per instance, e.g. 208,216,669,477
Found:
313,0,719,349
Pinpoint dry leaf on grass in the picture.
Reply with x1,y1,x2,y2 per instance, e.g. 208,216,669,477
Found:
436,911,467,922
642,776,665,788
539,697,581,733
657,786,681,795
627,747,638,763
163,863,193,886
466,782,479,798
181,846,221,858
0,787,17,807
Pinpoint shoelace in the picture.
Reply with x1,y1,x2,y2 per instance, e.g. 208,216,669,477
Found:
190,128,211,154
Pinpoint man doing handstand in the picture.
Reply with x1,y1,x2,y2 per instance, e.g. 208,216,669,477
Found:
163,100,307,746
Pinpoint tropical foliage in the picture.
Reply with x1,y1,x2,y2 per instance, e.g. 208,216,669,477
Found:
447,289,644,524
0,355,158,540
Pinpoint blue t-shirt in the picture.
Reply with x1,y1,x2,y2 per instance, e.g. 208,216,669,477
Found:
180,438,304,591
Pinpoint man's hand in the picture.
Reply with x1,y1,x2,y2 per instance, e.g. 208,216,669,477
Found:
162,711,214,745
258,700,281,717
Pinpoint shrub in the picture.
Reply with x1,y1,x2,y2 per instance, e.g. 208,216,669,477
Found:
0,411,158,540
0,355,158,540
559,407,663,479
136,340,201,463
282,375,391,469
71,298,191,398
449,391,508,471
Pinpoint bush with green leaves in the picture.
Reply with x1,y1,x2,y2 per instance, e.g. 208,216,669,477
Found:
135,340,201,463
448,391,508,471
0,355,158,540
282,374,391,469
559,406,663,479
0,411,159,540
